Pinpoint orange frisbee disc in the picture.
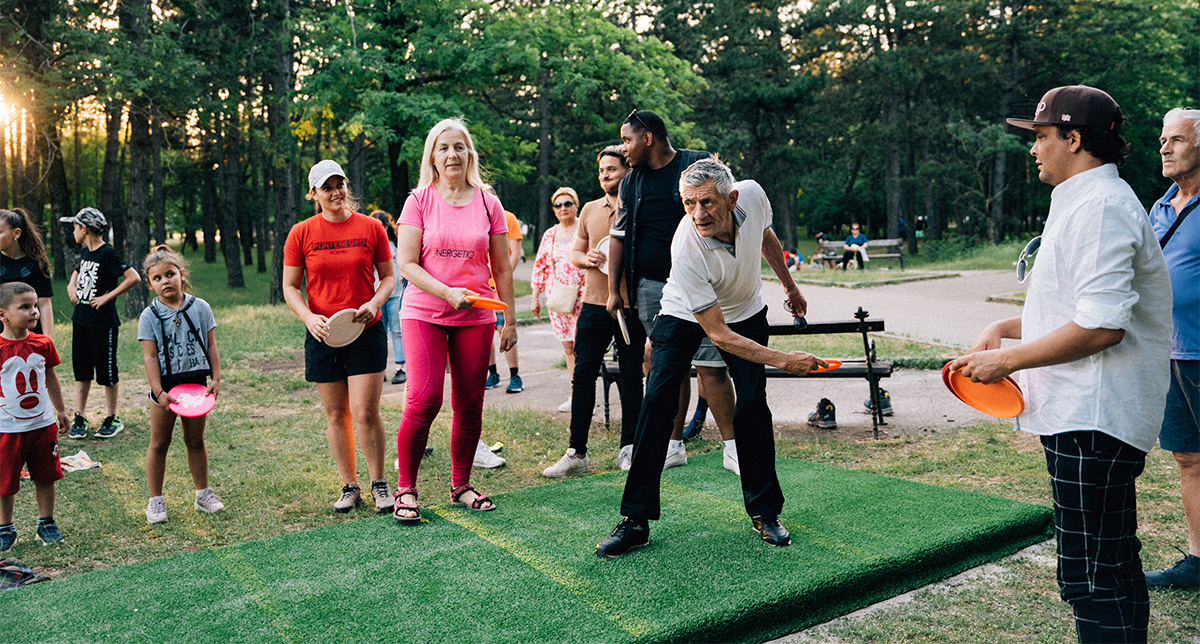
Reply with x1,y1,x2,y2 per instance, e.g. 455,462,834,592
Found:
945,367,1024,418
466,295,508,310
809,359,842,374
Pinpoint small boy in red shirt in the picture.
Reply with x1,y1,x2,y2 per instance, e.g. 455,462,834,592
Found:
0,282,69,550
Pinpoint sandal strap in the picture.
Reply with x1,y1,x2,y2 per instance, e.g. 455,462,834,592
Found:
450,483,475,502
395,486,418,499
470,494,492,510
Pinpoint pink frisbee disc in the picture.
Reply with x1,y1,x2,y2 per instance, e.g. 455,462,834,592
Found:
167,383,216,417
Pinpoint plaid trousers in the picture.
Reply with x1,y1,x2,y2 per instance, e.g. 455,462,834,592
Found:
1042,431,1149,644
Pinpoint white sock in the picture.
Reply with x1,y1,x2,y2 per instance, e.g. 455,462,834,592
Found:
150,495,164,503
194,489,207,498
724,439,736,453
669,439,683,451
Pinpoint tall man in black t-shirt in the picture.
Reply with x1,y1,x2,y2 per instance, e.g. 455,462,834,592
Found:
60,208,141,439
606,110,739,474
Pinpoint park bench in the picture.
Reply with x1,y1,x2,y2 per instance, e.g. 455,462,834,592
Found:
816,238,905,269
600,307,893,439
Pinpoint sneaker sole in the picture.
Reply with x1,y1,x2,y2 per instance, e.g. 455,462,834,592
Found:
375,504,395,514
38,536,64,546
68,433,86,440
808,420,837,429
663,458,687,469
506,388,523,393
195,504,225,514
96,428,123,439
596,540,648,559
147,516,168,524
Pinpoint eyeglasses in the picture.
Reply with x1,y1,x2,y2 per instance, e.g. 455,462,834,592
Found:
626,109,649,132
1016,235,1041,284
553,200,575,209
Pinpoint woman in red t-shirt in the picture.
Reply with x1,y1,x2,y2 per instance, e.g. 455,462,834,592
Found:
392,118,517,522
283,160,396,515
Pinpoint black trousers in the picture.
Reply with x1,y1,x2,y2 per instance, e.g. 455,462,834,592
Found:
569,303,646,454
620,307,783,521
840,250,864,269
1042,431,1149,644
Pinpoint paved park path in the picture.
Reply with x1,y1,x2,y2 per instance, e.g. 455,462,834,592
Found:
383,262,1029,439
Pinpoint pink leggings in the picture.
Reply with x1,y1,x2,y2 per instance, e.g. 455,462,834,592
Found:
396,319,493,490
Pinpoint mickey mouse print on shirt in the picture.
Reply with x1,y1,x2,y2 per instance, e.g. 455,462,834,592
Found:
0,334,60,433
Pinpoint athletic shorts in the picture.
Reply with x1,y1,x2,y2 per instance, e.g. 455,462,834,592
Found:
636,277,725,369
149,373,209,407
304,320,387,383
1160,360,1200,453
72,324,119,386
0,425,63,496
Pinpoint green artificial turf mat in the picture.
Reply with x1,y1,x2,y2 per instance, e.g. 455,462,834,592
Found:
0,453,1051,643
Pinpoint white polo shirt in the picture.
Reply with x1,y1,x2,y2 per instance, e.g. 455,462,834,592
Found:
1018,164,1172,453
659,180,771,325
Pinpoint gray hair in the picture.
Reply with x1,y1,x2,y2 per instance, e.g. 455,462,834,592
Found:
679,158,734,197
1164,108,1200,146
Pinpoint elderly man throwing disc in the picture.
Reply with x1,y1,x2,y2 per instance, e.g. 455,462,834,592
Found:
597,158,824,557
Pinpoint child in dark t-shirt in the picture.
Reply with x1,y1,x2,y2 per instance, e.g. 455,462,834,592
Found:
0,208,54,337
59,208,141,439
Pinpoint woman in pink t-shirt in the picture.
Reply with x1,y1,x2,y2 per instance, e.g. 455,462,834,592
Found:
392,118,517,521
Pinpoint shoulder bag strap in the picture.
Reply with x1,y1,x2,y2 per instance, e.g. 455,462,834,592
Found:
1160,200,1199,249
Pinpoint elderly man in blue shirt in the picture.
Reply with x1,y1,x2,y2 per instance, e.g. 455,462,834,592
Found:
1145,107,1200,591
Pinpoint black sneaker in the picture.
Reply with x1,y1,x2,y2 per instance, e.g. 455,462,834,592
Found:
69,414,88,439
1145,550,1200,590
596,518,649,558
807,398,837,430
751,515,791,547
0,523,14,552
36,518,63,545
863,389,894,416
391,369,407,385
96,415,124,439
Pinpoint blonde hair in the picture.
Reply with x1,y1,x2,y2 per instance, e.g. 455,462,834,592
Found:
143,245,192,293
551,187,579,206
417,118,486,190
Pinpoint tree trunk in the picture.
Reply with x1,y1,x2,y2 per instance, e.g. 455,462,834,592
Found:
348,133,365,203
73,104,80,214
23,111,43,218
254,136,269,273
99,102,124,253
884,94,902,240
388,141,409,214
46,127,72,281
1,111,8,208
536,71,551,241
220,110,246,287
202,152,218,264
124,101,152,319
152,116,166,245
267,0,298,305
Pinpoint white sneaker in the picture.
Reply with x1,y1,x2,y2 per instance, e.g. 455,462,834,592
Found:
194,488,226,513
146,496,167,524
558,397,573,413
723,446,741,476
474,439,507,468
664,443,688,469
542,448,589,477
615,444,633,471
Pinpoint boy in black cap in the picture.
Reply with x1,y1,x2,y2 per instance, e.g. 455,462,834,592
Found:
60,208,141,439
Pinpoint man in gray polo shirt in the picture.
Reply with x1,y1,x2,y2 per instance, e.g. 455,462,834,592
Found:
597,158,823,557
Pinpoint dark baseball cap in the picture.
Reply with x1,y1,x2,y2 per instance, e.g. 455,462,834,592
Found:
1007,85,1121,131
59,207,108,233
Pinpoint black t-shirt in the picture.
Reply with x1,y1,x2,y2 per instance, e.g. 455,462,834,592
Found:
634,153,685,282
72,243,131,328
0,254,53,334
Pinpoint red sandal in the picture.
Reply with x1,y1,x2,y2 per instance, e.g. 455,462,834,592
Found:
393,487,421,522
450,483,495,512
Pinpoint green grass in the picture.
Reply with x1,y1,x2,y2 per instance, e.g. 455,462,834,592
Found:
0,451,1052,643
9,240,1195,643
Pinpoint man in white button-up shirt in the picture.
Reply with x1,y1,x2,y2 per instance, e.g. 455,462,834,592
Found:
953,86,1172,643
596,159,825,558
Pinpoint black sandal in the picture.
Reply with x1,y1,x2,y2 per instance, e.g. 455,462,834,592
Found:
450,483,495,512
393,487,421,522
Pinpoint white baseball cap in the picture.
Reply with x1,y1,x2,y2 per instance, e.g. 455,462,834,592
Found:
308,160,347,190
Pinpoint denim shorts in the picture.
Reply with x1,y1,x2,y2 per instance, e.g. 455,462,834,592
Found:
636,277,725,368
1160,360,1199,452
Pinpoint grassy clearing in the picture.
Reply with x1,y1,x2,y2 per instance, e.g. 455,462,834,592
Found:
13,241,1195,642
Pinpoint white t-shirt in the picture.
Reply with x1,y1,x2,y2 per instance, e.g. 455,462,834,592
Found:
1017,164,1173,453
660,180,771,325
